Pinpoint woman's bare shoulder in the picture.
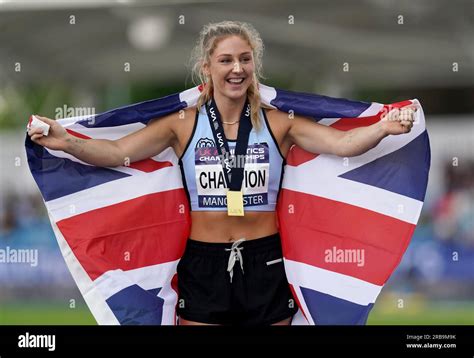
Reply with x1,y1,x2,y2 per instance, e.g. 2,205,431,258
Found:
183,105,197,117
147,106,197,136
263,107,292,130
175,106,197,127
171,106,198,147
264,106,292,119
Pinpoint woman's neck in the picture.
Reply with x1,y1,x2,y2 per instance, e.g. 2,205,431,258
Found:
213,91,246,123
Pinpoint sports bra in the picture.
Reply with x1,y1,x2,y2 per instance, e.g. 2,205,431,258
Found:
178,105,285,212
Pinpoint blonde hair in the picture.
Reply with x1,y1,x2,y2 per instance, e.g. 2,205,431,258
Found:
190,21,265,131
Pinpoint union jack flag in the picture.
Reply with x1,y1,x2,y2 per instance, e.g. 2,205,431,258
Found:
25,84,430,325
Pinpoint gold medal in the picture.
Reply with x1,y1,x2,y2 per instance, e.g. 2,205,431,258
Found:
227,190,244,216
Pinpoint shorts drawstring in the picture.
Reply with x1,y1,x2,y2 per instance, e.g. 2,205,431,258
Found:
225,238,245,283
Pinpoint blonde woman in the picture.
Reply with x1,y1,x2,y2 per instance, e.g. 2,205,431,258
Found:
28,21,415,326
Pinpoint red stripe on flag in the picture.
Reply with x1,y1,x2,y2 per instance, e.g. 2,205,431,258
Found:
385,100,413,109
277,189,414,286
286,146,319,167
57,189,191,280
66,129,90,139
126,159,173,172
330,115,380,131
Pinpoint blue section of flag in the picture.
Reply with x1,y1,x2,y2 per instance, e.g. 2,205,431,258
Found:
300,286,373,325
25,137,130,201
339,131,431,201
272,88,371,119
106,285,164,325
78,93,186,128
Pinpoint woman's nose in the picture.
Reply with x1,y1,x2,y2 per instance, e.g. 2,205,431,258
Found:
232,62,243,73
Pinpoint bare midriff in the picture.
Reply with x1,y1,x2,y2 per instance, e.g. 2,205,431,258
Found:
189,211,279,242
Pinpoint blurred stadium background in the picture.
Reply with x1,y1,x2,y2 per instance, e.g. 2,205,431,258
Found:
0,0,473,325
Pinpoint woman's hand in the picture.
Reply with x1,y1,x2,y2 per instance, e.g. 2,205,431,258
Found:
27,115,70,151
380,105,417,135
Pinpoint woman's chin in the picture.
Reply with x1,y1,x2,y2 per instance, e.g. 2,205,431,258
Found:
222,87,249,100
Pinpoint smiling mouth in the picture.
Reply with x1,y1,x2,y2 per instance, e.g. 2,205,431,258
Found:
226,78,245,84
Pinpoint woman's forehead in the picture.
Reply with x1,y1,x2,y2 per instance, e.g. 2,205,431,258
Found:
213,36,252,56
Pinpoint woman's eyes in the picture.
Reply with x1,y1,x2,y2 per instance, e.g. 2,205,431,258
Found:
220,58,251,63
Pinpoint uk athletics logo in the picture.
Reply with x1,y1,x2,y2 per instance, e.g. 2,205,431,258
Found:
194,138,270,208
196,137,215,148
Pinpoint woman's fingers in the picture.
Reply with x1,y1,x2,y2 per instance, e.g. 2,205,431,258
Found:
31,133,44,141
382,104,419,135
400,107,416,122
28,127,43,136
382,104,417,121
382,108,400,121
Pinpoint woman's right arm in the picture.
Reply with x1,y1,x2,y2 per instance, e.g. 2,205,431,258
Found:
28,113,177,167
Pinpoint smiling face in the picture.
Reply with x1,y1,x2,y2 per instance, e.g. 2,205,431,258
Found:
203,35,255,101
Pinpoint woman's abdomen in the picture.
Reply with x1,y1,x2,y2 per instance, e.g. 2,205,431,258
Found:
189,211,279,243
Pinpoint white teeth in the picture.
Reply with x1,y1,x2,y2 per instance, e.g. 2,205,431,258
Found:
227,78,244,84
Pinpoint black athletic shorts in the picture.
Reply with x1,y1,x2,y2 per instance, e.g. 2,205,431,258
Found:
176,232,298,325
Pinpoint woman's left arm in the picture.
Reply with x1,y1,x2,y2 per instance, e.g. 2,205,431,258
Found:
287,106,417,157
